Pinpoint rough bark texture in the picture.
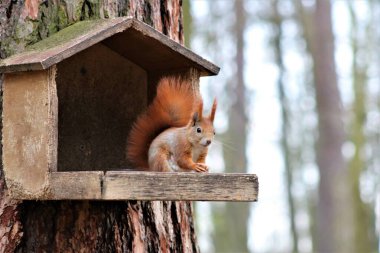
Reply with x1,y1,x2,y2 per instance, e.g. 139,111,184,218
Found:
0,1,200,252
312,1,354,252
16,201,197,252
0,0,183,58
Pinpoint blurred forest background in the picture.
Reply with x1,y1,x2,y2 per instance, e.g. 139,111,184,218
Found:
183,0,380,252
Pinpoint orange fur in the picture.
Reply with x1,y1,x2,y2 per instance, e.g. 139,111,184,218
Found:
127,77,197,169
209,98,217,122
148,109,216,172
197,101,203,119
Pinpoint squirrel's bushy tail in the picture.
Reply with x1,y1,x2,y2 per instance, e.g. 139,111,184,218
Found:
127,77,197,169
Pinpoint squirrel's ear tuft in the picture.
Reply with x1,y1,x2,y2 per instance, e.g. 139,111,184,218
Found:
192,112,199,126
197,101,203,119
209,98,217,122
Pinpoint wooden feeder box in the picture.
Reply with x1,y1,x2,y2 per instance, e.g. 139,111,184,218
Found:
0,17,258,201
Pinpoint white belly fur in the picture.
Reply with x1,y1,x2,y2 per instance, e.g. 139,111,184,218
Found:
192,145,204,162
148,128,207,171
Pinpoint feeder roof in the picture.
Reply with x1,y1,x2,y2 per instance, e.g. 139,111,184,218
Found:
0,17,219,76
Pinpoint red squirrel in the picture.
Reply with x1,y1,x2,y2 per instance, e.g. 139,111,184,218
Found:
127,76,217,172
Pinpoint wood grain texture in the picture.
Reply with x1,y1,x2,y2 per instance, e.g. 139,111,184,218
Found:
47,66,58,172
56,43,147,171
103,172,258,201
49,171,103,199
0,18,219,76
2,69,56,198
44,171,258,201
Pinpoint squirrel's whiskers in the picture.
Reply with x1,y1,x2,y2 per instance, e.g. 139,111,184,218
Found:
213,139,238,152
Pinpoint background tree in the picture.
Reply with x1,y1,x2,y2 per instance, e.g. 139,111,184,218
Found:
310,0,354,252
212,1,249,252
269,0,299,252
347,2,378,251
189,1,380,252
0,1,198,252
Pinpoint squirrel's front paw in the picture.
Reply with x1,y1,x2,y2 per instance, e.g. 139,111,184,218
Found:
194,163,209,173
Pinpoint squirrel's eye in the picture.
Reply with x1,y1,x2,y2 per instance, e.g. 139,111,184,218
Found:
196,127,202,133
214,131,216,135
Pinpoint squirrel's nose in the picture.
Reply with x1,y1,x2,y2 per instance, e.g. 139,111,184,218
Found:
206,140,211,146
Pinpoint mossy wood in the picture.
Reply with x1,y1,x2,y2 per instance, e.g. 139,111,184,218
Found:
1,17,258,201
0,17,219,75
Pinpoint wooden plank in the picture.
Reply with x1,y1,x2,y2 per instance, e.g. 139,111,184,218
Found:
56,43,147,172
0,18,129,73
47,66,58,172
103,171,258,201
41,18,132,72
0,18,219,76
103,20,220,76
11,171,258,201
48,172,103,199
131,19,220,75
3,70,53,198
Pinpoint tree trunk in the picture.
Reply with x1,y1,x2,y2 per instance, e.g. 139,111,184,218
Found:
0,1,199,252
270,1,299,252
347,2,378,252
213,1,249,252
182,0,192,48
311,1,354,252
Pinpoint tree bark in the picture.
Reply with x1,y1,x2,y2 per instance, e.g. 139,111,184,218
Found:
311,1,354,252
0,1,199,252
182,0,192,48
